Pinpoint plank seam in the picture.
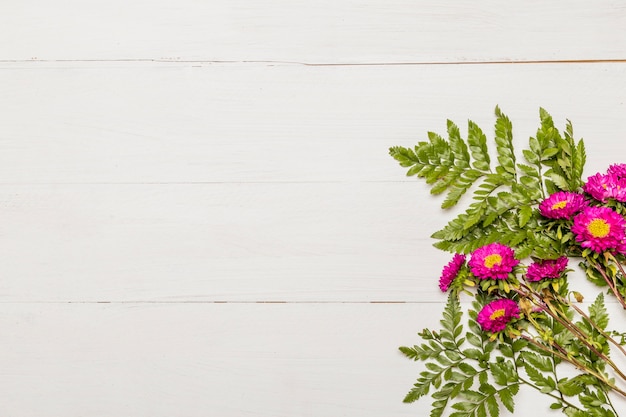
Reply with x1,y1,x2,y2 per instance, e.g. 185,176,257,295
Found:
1,58,626,67
0,300,420,304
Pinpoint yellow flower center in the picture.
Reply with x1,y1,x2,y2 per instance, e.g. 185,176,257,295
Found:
489,309,506,321
551,200,568,210
587,218,610,238
484,254,503,269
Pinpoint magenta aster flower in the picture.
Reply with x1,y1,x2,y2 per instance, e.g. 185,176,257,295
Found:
525,257,568,282
476,299,520,333
608,163,626,179
583,172,613,202
583,172,626,202
438,253,466,292
572,206,626,253
468,243,519,280
538,191,586,219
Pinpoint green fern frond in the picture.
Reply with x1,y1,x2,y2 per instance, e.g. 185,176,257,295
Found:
392,106,587,256
467,120,491,171
494,106,516,179
588,293,609,331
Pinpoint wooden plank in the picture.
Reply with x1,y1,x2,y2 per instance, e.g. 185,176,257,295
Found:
0,62,625,183
0,302,579,417
1,1,625,63
1,181,621,303
0,182,447,302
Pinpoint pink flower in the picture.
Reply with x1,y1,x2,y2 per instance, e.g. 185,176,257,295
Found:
468,243,519,280
538,191,586,219
476,299,520,333
438,254,466,292
583,172,626,202
583,173,613,202
608,163,626,179
525,257,568,282
572,206,626,253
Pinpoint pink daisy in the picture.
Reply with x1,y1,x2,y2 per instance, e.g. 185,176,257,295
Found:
468,243,519,280
438,253,466,292
525,257,568,282
476,299,520,333
571,206,626,253
538,191,586,219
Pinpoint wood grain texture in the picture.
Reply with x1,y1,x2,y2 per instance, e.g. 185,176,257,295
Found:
1,0,625,63
2,180,625,303
3,1,626,415
2,303,624,416
0,182,440,302
0,302,545,417
1,62,625,183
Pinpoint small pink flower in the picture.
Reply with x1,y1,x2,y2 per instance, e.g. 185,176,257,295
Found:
438,254,466,292
572,206,626,253
538,191,586,219
525,257,568,282
468,243,519,280
476,299,520,333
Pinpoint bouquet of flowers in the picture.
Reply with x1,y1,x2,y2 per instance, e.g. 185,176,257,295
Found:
390,107,626,417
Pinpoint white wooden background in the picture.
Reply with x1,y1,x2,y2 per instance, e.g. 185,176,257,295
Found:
2,1,626,415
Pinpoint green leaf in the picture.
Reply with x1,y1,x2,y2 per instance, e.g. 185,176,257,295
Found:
463,348,483,361
518,205,532,228
467,120,491,171
524,361,556,392
557,377,585,397
486,394,499,417
521,351,553,372
389,146,419,169
541,147,559,159
548,172,569,190
458,362,477,376
564,408,589,417
466,332,483,348
490,363,508,386
494,106,516,178
589,292,609,331
498,386,516,413
451,401,475,411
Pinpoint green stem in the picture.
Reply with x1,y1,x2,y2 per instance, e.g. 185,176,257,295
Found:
536,160,546,200
603,385,620,416
519,283,626,383
512,344,582,412
590,258,626,309
517,376,581,412
544,301,626,383
559,293,626,357
519,334,626,398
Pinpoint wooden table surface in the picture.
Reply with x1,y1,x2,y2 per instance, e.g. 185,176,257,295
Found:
1,1,626,415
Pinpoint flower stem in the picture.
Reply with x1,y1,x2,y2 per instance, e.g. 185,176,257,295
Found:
519,333,626,398
517,375,581,412
512,341,582,412
559,293,626,357
519,282,626,382
604,385,620,416
591,258,626,309
548,303,626,382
